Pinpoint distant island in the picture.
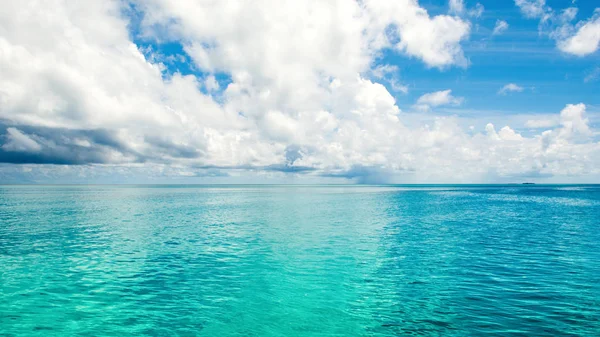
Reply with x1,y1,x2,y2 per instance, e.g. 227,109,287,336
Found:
522,182,536,185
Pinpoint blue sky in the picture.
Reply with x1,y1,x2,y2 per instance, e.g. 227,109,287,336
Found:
131,1,599,112
0,0,599,184
394,1,599,120
132,0,600,130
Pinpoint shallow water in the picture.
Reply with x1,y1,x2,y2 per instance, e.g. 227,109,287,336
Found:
1,185,599,336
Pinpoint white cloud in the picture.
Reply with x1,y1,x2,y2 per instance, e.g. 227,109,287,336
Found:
362,0,471,68
371,64,399,79
498,83,525,95
515,1,599,57
415,90,464,111
0,0,599,182
449,0,484,19
493,20,509,35
559,103,591,136
560,7,579,23
203,75,220,92
515,0,548,19
449,0,465,15
525,119,559,129
469,3,485,19
557,11,600,56
370,64,408,94
498,126,524,141
260,110,300,143
584,67,600,83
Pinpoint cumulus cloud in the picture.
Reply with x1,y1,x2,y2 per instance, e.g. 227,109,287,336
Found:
361,0,471,68
415,90,464,111
498,83,525,95
559,103,591,136
557,11,600,56
0,0,599,183
493,20,509,35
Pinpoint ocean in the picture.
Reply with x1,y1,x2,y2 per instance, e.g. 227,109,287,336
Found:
1,185,599,336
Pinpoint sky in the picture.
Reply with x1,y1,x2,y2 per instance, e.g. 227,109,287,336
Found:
0,0,599,184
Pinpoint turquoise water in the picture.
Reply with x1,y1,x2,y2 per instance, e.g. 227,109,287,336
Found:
1,185,599,336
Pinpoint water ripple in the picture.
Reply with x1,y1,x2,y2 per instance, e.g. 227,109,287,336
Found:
1,185,599,336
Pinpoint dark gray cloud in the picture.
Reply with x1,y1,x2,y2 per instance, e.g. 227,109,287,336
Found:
144,136,203,159
0,121,311,176
0,121,411,184
0,121,143,165
0,121,207,165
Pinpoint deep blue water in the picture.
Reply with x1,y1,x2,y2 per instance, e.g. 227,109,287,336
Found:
1,185,599,336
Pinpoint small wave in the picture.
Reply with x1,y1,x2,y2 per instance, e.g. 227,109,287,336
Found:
487,194,597,207
553,187,587,191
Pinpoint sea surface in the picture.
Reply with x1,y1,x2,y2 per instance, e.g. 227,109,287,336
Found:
1,185,599,336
